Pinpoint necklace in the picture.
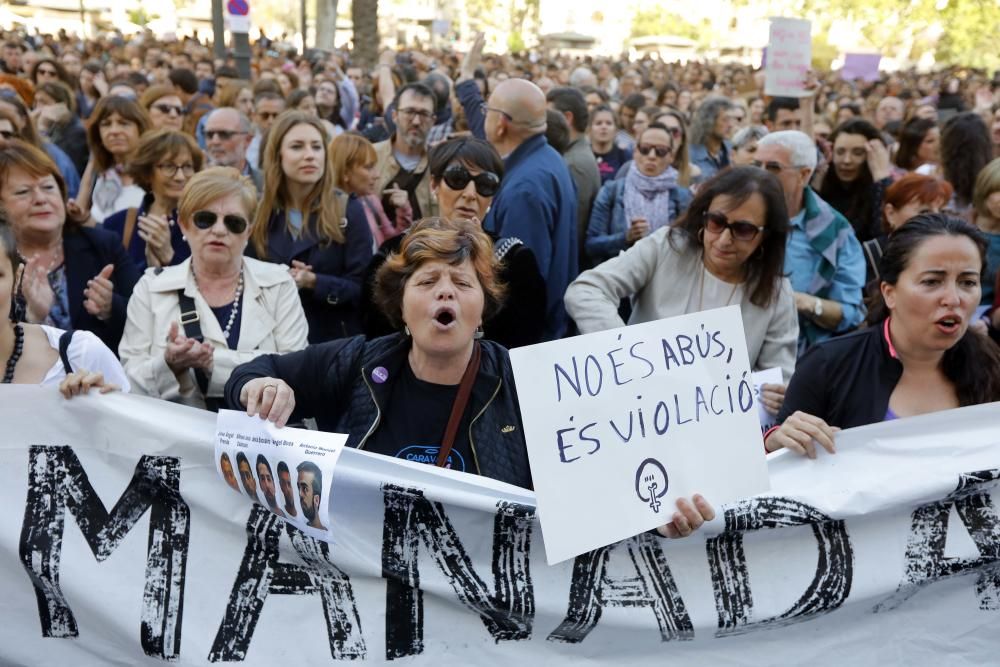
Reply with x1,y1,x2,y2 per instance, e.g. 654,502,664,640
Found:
2,323,24,384
696,264,741,312
192,267,245,340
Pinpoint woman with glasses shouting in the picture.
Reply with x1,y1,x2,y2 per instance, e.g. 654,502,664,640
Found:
585,122,693,266
363,137,546,348
104,130,203,270
119,167,308,411
566,166,799,384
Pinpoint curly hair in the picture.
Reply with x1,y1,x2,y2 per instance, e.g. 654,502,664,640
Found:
374,217,506,330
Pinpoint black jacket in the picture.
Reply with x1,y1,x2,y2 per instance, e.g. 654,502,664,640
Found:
63,225,141,352
361,232,547,349
245,200,373,344
224,334,533,489
777,322,902,429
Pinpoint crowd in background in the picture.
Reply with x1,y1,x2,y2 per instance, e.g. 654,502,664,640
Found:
1,24,999,471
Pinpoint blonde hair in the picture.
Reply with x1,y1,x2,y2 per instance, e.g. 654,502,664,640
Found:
330,133,376,190
252,111,345,257
973,158,1000,220
178,166,258,226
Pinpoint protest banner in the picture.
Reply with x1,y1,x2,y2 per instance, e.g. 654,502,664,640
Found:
841,53,882,82
764,17,812,97
509,306,770,564
4,386,1000,665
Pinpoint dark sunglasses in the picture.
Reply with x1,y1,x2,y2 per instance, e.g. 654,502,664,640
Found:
0,130,16,140
705,211,765,242
205,129,246,141
636,143,673,158
153,103,184,116
192,210,249,234
441,165,500,197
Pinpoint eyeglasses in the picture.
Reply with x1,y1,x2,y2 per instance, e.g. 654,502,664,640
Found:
441,164,501,197
480,103,513,121
751,159,796,175
191,210,249,234
157,162,195,177
636,143,673,158
205,129,246,141
0,129,16,139
704,211,765,242
37,68,58,77
153,103,184,116
398,107,434,122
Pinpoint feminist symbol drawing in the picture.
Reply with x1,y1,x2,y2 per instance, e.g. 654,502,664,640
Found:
634,458,668,513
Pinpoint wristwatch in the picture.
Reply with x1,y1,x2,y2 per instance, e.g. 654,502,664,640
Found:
813,297,824,318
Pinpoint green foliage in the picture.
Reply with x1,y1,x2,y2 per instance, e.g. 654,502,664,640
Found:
630,7,701,41
126,8,157,26
811,32,838,71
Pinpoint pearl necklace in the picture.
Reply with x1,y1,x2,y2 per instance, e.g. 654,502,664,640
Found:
193,268,245,341
2,323,24,383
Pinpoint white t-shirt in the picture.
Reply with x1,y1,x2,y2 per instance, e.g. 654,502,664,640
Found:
90,169,145,224
38,325,131,391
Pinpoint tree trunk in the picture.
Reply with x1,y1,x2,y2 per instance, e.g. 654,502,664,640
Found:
351,0,379,69
315,0,338,50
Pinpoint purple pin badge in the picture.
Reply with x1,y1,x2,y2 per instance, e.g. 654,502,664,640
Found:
372,366,389,384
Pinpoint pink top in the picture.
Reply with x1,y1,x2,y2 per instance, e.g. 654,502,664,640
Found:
359,194,412,247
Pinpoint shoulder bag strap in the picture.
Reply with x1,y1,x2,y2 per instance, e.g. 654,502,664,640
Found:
435,342,483,468
177,290,212,401
862,238,883,282
58,330,74,375
121,207,139,250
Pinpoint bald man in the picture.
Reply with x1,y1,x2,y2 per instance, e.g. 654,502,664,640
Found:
477,79,579,340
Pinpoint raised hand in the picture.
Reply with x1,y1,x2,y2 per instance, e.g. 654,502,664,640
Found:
83,264,115,321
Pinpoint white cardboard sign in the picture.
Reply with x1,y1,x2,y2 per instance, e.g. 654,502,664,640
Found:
764,17,812,97
752,367,783,434
509,306,770,564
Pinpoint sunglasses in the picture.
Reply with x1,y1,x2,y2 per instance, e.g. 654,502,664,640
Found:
192,210,249,234
442,165,500,197
205,129,245,141
37,68,58,77
636,143,673,158
0,129,16,140
705,211,765,242
153,103,184,116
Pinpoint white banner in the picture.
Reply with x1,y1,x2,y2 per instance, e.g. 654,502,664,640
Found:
3,386,1000,665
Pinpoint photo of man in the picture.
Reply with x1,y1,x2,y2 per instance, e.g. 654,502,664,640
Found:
297,461,326,530
277,461,297,518
235,452,258,501
220,452,239,492
256,455,285,517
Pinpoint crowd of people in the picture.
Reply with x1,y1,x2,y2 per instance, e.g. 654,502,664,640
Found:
2,25,1000,537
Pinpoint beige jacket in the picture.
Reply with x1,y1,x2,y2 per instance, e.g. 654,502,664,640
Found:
564,228,799,381
119,257,309,408
373,137,439,220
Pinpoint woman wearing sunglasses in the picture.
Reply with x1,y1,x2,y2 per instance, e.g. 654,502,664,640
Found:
248,112,373,344
567,166,799,385
585,122,692,266
119,167,308,410
103,129,203,271
363,137,546,349
139,85,186,133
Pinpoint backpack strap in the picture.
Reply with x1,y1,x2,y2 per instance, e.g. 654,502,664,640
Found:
58,330,74,375
121,207,139,250
177,290,221,411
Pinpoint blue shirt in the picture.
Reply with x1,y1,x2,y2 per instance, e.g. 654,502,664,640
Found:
688,141,732,183
784,208,866,348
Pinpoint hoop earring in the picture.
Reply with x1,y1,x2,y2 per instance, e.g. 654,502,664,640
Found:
697,227,705,244
754,245,765,259
474,326,484,340
403,324,411,337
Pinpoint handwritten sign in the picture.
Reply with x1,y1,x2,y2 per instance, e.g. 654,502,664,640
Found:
215,410,347,539
509,306,770,564
764,17,811,98
841,53,882,82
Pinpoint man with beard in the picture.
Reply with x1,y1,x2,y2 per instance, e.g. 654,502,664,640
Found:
220,453,240,492
256,455,285,517
373,82,439,222
235,452,258,502
203,107,262,192
297,461,326,531
277,461,297,518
